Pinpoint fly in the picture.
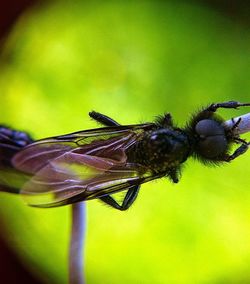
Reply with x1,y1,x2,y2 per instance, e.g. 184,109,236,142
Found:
0,101,249,210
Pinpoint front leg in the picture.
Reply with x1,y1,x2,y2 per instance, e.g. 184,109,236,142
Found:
89,111,120,126
168,168,180,183
206,101,250,113
99,185,140,211
223,142,249,162
156,113,174,128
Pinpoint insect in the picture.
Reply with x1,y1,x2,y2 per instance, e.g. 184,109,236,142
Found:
0,101,249,210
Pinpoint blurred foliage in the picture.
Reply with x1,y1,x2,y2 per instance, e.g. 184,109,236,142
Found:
0,1,250,283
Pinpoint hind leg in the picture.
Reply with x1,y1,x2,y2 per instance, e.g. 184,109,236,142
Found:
89,111,120,127
99,186,140,211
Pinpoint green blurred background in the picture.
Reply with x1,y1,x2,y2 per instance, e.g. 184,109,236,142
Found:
0,1,250,283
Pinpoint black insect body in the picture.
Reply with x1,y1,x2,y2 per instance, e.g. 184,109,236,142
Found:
0,101,249,210
0,126,33,166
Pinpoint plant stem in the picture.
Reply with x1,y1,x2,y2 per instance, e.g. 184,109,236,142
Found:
224,113,250,135
69,202,86,284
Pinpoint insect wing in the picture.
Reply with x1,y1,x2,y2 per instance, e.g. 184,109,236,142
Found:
12,124,155,207
20,152,152,207
12,124,152,173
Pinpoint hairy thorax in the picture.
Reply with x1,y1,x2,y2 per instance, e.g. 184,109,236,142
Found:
127,128,191,174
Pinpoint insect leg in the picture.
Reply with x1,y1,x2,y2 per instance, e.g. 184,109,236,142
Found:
89,111,120,126
168,168,179,183
223,142,249,162
99,185,140,211
120,186,140,210
156,113,174,127
205,101,250,113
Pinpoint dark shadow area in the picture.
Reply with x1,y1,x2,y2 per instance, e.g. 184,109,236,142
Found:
193,0,250,25
0,2,43,283
0,0,40,44
0,225,43,284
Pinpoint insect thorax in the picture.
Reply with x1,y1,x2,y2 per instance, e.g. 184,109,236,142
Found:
127,128,191,173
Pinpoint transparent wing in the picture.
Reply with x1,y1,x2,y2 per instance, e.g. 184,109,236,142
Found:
12,124,153,173
12,123,157,207
20,151,159,207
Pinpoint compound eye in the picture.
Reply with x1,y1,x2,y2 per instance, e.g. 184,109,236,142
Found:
195,119,227,158
195,119,224,137
198,136,227,158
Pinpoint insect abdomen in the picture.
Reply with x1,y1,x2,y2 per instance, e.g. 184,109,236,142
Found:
0,126,33,168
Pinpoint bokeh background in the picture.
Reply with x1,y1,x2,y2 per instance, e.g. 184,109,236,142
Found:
0,1,250,283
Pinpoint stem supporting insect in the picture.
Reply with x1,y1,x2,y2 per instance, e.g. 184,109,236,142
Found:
69,202,86,284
